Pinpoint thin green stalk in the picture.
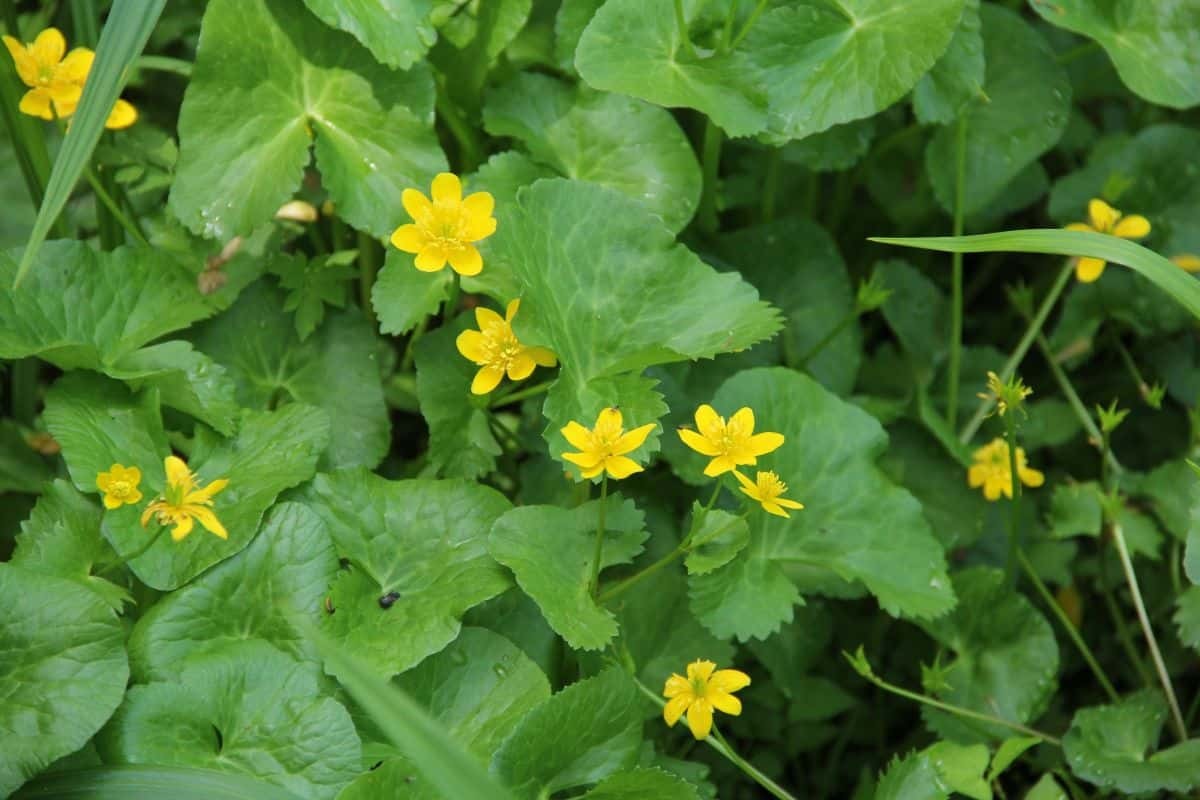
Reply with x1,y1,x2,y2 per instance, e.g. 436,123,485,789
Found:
589,476,609,597
1016,549,1119,702
435,92,483,172
489,379,554,409
400,317,429,372
631,679,799,800
83,166,148,246
797,310,857,367
673,0,695,57
697,119,723,234
134,54,193,76
1110,519,1188,741
719,0,740,49
729,0,769,50
947,115,967,430
1056,40,1100,65
961,262,1072,442
1034,332,1122,476
357,230,379,323
96,524,169,577
1110,330,1154,404
1003,411,1022,587
1098,551,1156,688
70,0,100,45
445,272,461,318
761,147,780,223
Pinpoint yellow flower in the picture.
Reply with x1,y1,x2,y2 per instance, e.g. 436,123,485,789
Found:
1171,254,1200,273
455,299,557,394
390,172,496,276
1065,198,1151,283
2,28,136,129
733,470,804,518
96,463,142,509
140,455,229,542
967,438,1044,501
978,370,1032,418
561,407,656,480
677,405,784,477
663,659,751,740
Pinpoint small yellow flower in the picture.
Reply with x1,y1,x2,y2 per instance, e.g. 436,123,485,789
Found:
733,470,804,518
967,438,1044,501
978,370,1032,418
96,463,142,509
455,299,557,394
561,407,656,480
390,172,496,276
1171,254,1200,273
2,28,136,129
1065,198,1151,283
140,455,229,542
663,659,751,740
677,405,784,477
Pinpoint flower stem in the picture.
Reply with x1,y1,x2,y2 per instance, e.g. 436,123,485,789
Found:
673,0,695,57
589,475,609,597
400,316,428,373
489,379,554,409
134,54,193,77
761,147,780,223
1003,411,1022,587
947,115,968,430
83,166,148,247
1034,331,1122,477
697,118,723,234
96,524,170,578
797,310,856,367
445,272,461,318
1016,548,1120,702
960,261,1073,443
729,0,769,50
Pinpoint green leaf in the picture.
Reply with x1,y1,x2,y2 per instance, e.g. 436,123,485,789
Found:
912,0,984,124
875,259,949,376
1031,0,1200,109
923,742,990,800
127,502,338,681
0,420,55,494
371,247,452,336
1024,774,1067,800
106,341,240,436
15,0,165,286
484,73,701,232
1063,690,1200,794
301,470,513,676
869,229,1200,323
711,219,860,394
11,480,131,610
13,765,307,800
192,280,389,470
925,5,1070,216
1046,482,1103,539
582,768,701,800
268,253,355,342
489,497,647,650
413,314,501,480
1174,585,1200,651
575,0,767,137
741,0,966,143
100,641,360,800
0,564,130,798
491,668,643,799
988,737,1041,782
685,507,749,576
429,0,532,115
686,368,954,640
918,567,1057,743
170,0,445,240
99,403,328,590
300,0,435,69
306,624,519,800
874,752,948,800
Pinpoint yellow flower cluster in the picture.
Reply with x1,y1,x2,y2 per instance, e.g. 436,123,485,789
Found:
3,28,136,129
96,455,229,543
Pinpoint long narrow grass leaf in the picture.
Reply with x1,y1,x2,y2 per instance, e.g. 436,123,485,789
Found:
870,229,1200,321
12,765,304,800
304,624,518,800
14,0,165,287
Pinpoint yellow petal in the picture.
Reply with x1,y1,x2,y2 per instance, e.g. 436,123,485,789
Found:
663,674,690,698
678,427,722,456
729,406,755,434
561,422,594,451
170,514,195,541
1064,222,1093,233
102,493,123,510
125,489,143,504
746,431,784,457
604,455,644,479
164,456,192,489
104,98,137,130
562,450,604,470
463,191,497,240
414,245,446,272
140,502,158,527
475,305,505,329
455,329,488,363
390,223,425,253
122,465,142,484
58,47,93,82
967,464,987,488
189,478,228,504
46,81,81,109
1172,254,1200,273
732,470,757,492
984,477,1005,502
462,190,495,220
596,407,624,432
613,422,656,455
687,660,716,683
471,365,505,395
188,505,228,539
19,89,53,120
703,456,737,477
708,690,742,716
31,28,66,68
762,501,792,518
526,346,557,367
504,298,520,321
431,172,462,205
96,469,115,492
663,693,691,727
580,462,605,480
1020,466,1045,488
506,352,536,381
1113,214,1150,239
464,214,497,242
3,35,37,86
1075,257,1106,283
694,404,724,440
448,244,483,277
775,497,805,510
709,668,751,693
685,698,713,739
401,188,432,222
1088,198,1118,232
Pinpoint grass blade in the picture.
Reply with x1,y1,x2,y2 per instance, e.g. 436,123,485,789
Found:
13,0,165,287
305,624,518,800
13,765,304,799
870,229,1200,321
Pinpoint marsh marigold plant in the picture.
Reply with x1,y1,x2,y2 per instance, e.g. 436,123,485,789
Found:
678,404,784,477
140,455,229,541
561,407,656,480
734,470,804,518
95,463,142,509
663,659,751,740
967,438,1045,501
390,172,496,276
455,299,557,394
1065,198,1150,283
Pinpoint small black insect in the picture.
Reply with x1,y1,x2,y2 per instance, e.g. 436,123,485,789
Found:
378,590,401,609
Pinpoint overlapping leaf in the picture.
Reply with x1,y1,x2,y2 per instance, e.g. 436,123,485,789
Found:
912,0,984,124
301,0,435,69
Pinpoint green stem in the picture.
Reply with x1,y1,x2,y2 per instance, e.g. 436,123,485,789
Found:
853,661,1062,746
134,54,193,77
673,0,695,57
10,358,38,423
1110,330,1154,405
960,262,1072,443
489,378,554,409
589,476,609,597
631,679,799,800
435,92,483,173
1098,550,1156,689
1017,549,1120,702
697,119,723,234
797,310,857,367
761,147,780,223
1056,40,1100,65
83,166,148,247
729,0,769,50
445,272,461,318
1034,332,1122,476
400,316,429,372
357,230,379,323
1004,411,1021,587
96,524,169,578
947,115,967,430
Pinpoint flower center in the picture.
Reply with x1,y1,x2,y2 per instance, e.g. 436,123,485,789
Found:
423,207,466,251
483,329,522,369
690,677,708,695
110,479,132,498
37,65,55,85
